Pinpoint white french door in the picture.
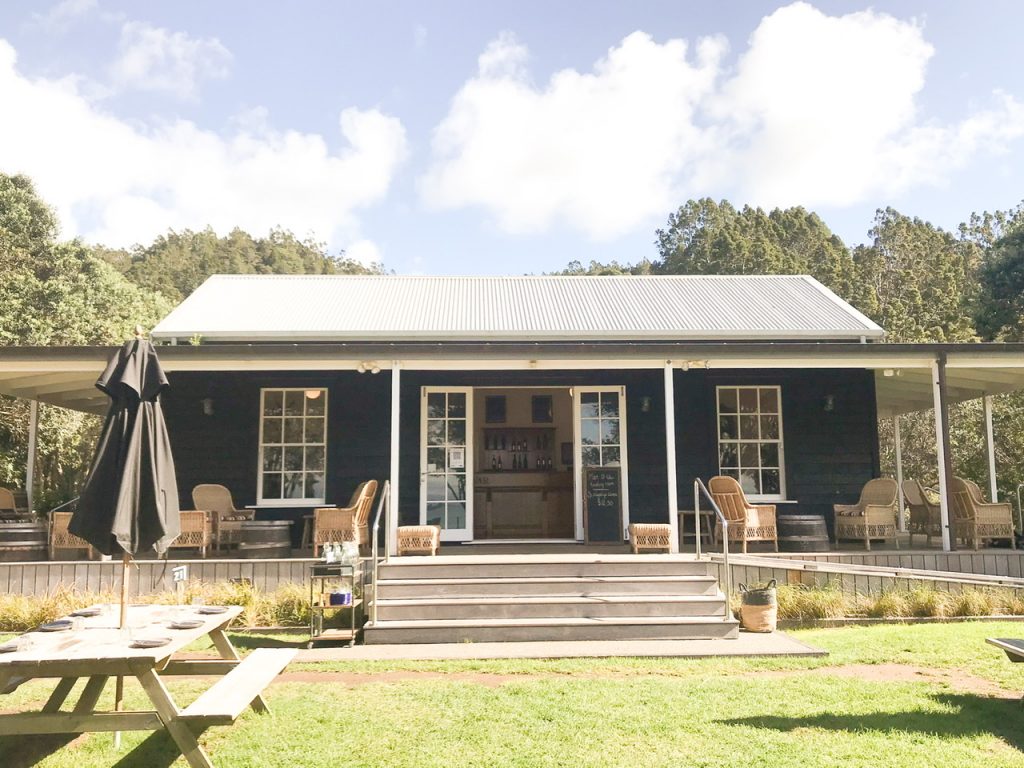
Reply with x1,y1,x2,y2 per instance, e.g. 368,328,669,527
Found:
420,387,474,542
573,386,630,541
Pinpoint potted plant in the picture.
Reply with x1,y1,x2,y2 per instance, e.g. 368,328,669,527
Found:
738,580,777,632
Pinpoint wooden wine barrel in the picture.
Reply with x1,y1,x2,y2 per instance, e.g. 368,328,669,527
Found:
777,515,830,553
0,522,48,562
234,520,292,559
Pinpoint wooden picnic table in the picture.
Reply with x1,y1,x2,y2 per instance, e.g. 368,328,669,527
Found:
0,604,295,768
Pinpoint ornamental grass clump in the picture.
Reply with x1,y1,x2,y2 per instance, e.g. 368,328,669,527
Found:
864,589,912,618
775,583,847,620
948,588,999,618
905,586,952,618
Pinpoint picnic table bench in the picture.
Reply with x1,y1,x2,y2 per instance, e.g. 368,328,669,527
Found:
0,604,295,768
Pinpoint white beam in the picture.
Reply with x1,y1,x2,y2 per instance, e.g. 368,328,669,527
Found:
26,400,38,512
388,362,401,557
984,395,998,501
894,415,905,531
663,363,679,553
932,360,952,551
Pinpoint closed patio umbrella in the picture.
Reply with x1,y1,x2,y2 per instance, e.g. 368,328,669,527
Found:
68,332,179,743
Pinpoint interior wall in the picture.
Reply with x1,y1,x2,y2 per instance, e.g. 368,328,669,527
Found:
472,387,573,470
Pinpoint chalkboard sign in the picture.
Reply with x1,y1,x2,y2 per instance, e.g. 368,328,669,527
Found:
584,466,622,543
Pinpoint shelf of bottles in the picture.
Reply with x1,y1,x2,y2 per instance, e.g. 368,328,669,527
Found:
482,427,557,472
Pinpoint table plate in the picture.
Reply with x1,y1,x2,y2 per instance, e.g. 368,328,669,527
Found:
169,619,204,630
197,606,228,614
38,620,72,632
131,637,172,649
70,607,101,617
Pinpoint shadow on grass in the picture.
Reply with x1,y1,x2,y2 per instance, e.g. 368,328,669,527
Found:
0,734,79,768
110,730,182,768
227,633,305,651
723,693,1024,751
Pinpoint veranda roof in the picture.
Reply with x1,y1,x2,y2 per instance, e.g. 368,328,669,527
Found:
149,275,884,343
0,342,1022,417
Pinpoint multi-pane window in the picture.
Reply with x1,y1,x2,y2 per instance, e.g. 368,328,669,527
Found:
580,391,622,467
717,386,784,499
259,388,327,503
424,391,468,530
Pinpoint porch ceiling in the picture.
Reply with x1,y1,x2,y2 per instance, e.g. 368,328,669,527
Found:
874,366,1024,417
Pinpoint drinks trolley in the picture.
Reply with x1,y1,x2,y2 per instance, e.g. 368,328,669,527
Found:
308,561,363,648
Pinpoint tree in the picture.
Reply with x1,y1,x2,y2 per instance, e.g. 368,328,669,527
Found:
654,198,857,296
976,228,1024,341
103,227,385,303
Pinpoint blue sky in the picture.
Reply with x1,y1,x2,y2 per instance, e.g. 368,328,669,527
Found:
1,1,1023,274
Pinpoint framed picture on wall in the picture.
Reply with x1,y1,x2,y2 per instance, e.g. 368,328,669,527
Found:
485,395,506,424
532,395,553,423
561,441,573,467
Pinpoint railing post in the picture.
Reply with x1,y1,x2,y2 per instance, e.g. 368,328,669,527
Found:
693,480,701,559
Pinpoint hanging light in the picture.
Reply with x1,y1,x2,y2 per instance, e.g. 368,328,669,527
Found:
305,390,322,400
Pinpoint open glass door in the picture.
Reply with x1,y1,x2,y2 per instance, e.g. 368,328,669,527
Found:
574,386,630,541
420,387,473,542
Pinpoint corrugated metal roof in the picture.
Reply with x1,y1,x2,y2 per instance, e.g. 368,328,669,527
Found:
150,275,884,342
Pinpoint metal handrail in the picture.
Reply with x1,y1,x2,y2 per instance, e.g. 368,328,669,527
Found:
694,478,731,603
368,480,390,624
48,496,79,514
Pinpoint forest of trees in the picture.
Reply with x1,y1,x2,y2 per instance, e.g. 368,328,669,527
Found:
3,170,1024,512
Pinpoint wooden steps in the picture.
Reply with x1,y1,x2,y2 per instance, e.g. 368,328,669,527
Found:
365,555,737,644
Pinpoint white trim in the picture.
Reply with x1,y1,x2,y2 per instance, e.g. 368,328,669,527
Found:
419,386,474,542
26,400,38,513
932,360,952,551
663,363,679,553
800,276,885,335
256,387,328,506
388,363,401,556
894,415,905,531
714,385,787,502
573,385,631,541
984,395,998,501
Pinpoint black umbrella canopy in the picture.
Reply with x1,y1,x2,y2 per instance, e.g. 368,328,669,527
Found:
69,338,180,556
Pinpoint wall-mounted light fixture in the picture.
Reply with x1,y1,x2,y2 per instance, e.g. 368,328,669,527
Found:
640,396,652,413
356,361,381,374
201,397,214,416
304,390,322,400
822,394,836,413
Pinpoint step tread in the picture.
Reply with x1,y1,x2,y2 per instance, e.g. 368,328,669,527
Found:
378,575,714,586
387,554,702,565
376,594,725,606
368,616,738,629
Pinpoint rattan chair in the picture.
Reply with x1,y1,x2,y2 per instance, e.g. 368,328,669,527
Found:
397,525,441,556
0,487,16,514
951,477,1015,549
902,479,942,547
312,480,378,557
169,510,213,557
708,476,778,553
834,478,899,551
191,484,255,550
48,511,94,559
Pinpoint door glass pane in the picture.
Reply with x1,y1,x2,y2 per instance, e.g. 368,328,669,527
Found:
581,420,599,446
427,393,445,419
581,447,600,466
600,392,619,417
426,503,444,527
448,502,466,529
601,419,619,446
447,393,466,419
427,474,447,500
603,447,621,466
580,392,599,419
447,419,466,445
427,420,445,445
427,448,446,472
447,476,466,501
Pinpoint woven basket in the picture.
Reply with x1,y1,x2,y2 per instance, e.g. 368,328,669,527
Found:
739,580,777,633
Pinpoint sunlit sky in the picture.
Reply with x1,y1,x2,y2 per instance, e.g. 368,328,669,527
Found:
2,1,1023,273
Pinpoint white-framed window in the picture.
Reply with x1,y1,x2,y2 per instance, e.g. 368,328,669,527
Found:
258,388,327,505
716,385,785,500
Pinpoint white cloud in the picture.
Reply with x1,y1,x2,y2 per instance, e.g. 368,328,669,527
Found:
345,239,382,267
109,21,231,99
421,3,1024,239
30,0,98,32
0,40,408,248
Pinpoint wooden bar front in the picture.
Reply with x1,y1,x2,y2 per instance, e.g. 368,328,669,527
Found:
474,472,573,539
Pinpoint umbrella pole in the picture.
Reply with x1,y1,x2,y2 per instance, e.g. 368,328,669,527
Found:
114,553,130,748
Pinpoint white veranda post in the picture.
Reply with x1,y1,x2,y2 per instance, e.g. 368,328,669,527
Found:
388,362,401,556
26,400,38,513
984,395,998,501
931,360,952,551
663,362,679,553
894,414,905,532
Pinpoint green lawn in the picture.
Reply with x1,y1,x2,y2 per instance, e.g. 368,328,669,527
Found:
3,623,1024,767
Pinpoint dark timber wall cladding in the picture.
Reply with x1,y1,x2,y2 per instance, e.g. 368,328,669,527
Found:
163,371,391,544
398,370,669,528
674,368,879,535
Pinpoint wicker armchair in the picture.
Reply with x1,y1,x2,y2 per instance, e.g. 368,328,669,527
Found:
169,510,212,558
49,511,94,559
0,487,16,514
951,477,1016,549
312,480,378,557
834,478,899,551
191,484,255,550
708,476,778,553
902,479,942,547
